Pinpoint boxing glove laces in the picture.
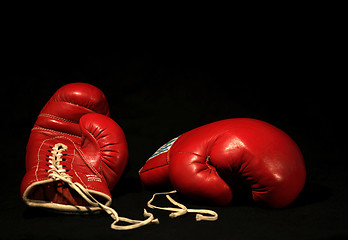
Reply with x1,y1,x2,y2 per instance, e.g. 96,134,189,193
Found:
21,83,158,230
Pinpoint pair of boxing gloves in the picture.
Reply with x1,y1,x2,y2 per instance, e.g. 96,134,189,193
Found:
20,83,306,230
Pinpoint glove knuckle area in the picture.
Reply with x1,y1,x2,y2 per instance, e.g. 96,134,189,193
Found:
47,82,109,116
208,120,306,208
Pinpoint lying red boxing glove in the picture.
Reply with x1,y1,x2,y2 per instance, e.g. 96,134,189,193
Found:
21,83,157,230
140,118,306,218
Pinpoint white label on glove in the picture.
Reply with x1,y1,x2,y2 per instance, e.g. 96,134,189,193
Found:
85,174,102,182
148,136,179,160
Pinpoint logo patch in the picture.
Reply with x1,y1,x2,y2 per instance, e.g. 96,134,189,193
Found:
148,136,179,160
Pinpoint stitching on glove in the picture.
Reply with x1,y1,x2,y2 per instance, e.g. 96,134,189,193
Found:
32,127,81,138
38,113,79,124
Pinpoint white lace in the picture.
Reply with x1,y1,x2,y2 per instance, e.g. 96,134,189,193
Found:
147,190,218,221
47,143,159,230
47,143,70,180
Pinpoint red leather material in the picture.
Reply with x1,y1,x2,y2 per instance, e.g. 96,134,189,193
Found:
139,137,179,190
140,118,306,208
42,82,110,118
139,151,171,189
20,83,128,210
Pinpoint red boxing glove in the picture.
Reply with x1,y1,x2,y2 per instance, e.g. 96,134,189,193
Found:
21,82,128,211
140,118,306,209
21,83,157,230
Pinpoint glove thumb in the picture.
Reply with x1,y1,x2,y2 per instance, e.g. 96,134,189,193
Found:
79,113,128,190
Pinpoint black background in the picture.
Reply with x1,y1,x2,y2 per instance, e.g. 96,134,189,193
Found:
1,12,347,240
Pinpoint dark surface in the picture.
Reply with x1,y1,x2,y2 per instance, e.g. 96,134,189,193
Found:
2,21,347,239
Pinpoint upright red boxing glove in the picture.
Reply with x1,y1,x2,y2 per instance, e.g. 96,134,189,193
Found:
140,118,306,211
21,83,157,230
